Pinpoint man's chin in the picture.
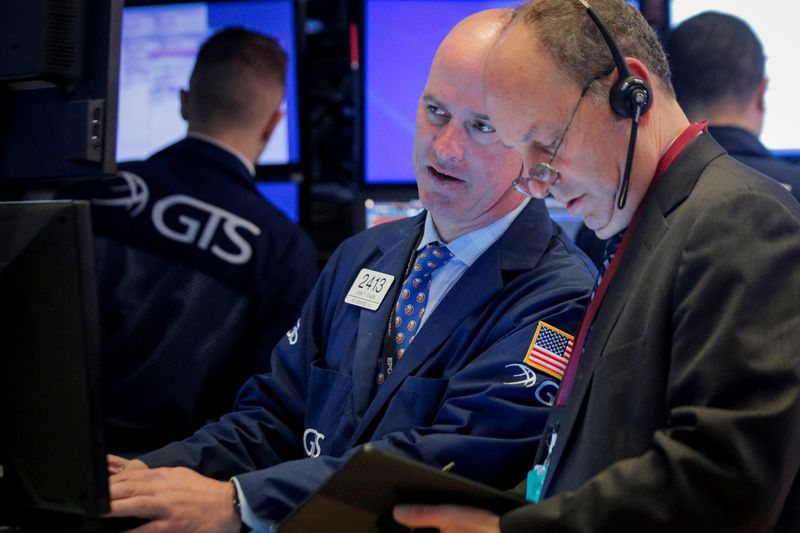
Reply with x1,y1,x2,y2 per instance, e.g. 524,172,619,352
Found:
592,214,632,240
585,215,613,240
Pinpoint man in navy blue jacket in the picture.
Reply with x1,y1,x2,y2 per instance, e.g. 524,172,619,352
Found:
667,11,800,203
90,28,317,453
106,10,596,532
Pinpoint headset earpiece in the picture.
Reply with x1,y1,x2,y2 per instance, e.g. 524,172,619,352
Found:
577,0,650,209
610,75,651,119
579,0,652,119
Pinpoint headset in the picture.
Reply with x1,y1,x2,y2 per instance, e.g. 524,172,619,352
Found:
578,0,651,209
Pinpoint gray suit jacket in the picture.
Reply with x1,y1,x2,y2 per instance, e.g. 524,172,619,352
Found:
503,133,800,532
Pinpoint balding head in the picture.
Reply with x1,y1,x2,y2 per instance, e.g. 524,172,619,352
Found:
413,8,524,242
432,8,512,79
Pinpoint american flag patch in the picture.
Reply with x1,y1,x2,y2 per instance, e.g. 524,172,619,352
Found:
523,322,574,380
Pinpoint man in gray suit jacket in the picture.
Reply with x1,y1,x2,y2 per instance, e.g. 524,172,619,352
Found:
395,0,800,531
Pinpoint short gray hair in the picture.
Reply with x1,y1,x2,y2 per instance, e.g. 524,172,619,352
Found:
511,0,673,105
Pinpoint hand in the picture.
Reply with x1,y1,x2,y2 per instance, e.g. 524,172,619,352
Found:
393,504,501,533
108,466,241,533
107,454,149,475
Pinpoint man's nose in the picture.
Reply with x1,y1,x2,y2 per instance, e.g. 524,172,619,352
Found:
433,123,465,165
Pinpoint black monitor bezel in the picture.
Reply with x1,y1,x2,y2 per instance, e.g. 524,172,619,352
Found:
0,200,109,525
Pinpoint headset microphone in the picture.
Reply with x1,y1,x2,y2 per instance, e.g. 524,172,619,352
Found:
578,0,651,209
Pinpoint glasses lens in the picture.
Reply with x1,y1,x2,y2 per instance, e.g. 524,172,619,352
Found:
533,162,559,184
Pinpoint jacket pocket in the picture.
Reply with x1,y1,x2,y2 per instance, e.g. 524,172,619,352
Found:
373,375,449,435
303,361,354,457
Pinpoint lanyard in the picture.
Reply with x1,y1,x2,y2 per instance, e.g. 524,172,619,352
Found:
557,121,707,407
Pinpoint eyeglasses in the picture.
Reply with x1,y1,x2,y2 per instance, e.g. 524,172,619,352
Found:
512,81,593,197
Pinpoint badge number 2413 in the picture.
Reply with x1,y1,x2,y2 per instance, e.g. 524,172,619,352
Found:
344,268,396,311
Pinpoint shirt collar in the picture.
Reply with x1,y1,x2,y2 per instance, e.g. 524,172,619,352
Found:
419,198,530,267
186,131,256,177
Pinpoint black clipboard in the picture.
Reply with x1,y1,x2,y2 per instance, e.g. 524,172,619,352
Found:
277,444,527,533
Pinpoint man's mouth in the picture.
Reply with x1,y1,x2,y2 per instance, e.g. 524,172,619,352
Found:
428,166,463,182
565,195,584,214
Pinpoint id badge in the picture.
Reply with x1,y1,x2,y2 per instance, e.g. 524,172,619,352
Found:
526,421,558,503
526,463,547,503
344,268,395,311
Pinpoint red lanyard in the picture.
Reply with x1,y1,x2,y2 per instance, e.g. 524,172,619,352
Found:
557,122,707,407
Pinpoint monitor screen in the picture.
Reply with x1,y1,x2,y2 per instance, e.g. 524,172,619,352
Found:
362,0,641,185
364,196,424,229
256,180,301,222
116,0,301,166
359,194,582,243
670,0,800,157
0,201,108,524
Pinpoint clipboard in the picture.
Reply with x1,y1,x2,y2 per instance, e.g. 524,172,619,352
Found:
277,444,527,533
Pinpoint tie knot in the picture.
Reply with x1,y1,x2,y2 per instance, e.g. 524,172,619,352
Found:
413,243,453,275
602,231,624,266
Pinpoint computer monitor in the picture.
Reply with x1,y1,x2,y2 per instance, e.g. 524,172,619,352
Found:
357,186,424,230
256,180,301,223
0,0,121,184
364,197,424,229
669,0,800,158
361,0,642,185
358,192,582,243
0,201,108,525
116,0,302,167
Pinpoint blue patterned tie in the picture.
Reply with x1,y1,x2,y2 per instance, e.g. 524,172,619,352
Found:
393,243,454,359
590,231,624,301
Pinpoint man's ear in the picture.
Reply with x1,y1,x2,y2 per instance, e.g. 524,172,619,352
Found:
180,89,190,121
622,58,655,126
754,78,768,113
260,107,285,143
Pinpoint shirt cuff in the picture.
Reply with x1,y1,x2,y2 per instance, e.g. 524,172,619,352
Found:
231,476,276,533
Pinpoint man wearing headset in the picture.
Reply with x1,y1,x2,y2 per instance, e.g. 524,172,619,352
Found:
395,0,800,531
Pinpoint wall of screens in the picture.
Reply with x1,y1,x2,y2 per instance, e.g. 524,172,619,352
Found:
362,0,642,186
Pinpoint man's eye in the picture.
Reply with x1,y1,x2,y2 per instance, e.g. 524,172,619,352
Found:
471,120,495,133
427,104,446,117
538,136,560,157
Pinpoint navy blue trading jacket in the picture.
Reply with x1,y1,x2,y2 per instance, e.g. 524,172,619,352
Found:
709,125,800,202
91,137,317,453
139,199,597,525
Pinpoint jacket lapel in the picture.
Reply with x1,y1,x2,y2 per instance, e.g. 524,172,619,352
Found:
543,133,727,493
350,200,554,443
350,216,425,416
